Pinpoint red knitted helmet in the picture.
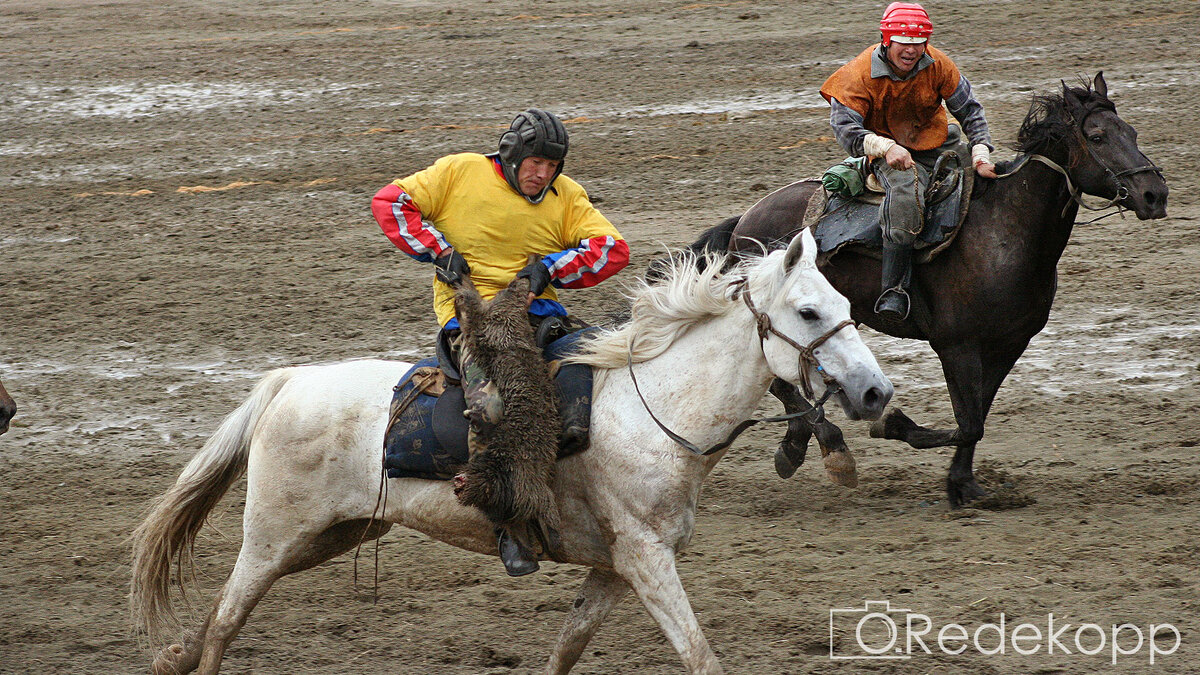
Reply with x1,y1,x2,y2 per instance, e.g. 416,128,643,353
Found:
880,2,932,46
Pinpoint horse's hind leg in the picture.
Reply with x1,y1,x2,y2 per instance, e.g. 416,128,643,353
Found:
544,568,630,675
155,518,392,675
769,379,856,487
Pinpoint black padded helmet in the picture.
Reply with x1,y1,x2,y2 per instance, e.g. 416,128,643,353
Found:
494,108,569,203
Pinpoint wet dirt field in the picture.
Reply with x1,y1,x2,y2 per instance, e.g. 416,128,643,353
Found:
2,1,1199,673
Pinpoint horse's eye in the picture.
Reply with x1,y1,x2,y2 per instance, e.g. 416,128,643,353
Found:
1089,134,1104,143
800,308,819,321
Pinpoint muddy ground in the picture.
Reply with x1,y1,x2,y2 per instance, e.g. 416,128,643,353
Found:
2,0,1199,673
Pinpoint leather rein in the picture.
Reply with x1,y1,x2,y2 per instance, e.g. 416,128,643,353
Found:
627,279,855,457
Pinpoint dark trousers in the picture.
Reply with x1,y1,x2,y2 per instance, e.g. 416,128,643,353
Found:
872,125,962,248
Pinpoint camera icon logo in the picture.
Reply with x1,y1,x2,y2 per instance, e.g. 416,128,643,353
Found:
829,600,913,660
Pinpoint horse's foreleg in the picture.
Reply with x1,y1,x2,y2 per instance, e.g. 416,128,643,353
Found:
769,378,812,478
613,541,723,675
869,408,960,448
544,568,630,675
769,379,856,486
944,342,1030,507
937,343,991,508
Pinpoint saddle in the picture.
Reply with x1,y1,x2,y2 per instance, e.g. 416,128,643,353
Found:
807,144,974,265
384,322,596,481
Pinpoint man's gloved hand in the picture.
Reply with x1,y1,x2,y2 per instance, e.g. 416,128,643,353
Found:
433,249,470,286
515,259,553,297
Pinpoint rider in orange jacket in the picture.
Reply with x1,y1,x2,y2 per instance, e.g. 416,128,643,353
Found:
820,2,998,320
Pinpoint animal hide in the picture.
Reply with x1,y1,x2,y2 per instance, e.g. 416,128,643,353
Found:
451,272,562,535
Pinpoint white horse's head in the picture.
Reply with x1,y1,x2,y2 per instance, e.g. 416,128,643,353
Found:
747,230,892,420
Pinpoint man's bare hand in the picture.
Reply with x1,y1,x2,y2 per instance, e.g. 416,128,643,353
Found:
975,161,999,179
885,144,914,170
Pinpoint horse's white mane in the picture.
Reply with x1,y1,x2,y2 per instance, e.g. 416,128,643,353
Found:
568,247,794,370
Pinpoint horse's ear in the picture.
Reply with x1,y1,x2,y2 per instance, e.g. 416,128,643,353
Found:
1093,71,1108,100
1061,79,1082,118
783,228,816,271
783,228,806,270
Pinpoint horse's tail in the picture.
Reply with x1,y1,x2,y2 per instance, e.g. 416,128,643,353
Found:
130,368,294,643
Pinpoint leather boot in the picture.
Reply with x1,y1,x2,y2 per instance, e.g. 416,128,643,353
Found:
554,363,592,455
874,244,913,320
496,527,540,577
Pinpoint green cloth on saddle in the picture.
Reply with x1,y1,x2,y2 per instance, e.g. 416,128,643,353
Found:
821,157,870,198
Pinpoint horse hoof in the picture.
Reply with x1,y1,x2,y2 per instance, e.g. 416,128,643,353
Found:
868,407,908,439
151,643,186,675
774,447,799,479
947,479,988,509
823,450,857,488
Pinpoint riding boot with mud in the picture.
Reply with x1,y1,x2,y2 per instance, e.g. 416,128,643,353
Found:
496,527,540,577
875,244,913,320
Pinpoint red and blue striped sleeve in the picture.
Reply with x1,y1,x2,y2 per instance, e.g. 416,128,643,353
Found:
371,183,450,262
543,236,630,289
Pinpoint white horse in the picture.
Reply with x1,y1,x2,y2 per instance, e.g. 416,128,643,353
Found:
131,230,892,675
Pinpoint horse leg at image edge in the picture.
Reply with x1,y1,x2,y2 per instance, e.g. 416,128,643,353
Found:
544,569,631,674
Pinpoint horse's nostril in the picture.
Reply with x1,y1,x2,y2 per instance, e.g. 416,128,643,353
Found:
863,386,885,411
1144,190,1159,207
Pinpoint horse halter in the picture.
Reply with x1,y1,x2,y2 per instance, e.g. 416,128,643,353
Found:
736,281,855,402
1003,105,1164,219
626,278,855,457
1011,152,1159,219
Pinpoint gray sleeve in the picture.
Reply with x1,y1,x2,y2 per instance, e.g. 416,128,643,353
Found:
828,98,869,157
945,75,993,151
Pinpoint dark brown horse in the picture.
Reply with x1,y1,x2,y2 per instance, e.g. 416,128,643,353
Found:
0,378,15,435
684,73,1168,507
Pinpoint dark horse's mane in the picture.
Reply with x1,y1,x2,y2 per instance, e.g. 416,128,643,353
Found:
1009,76,1115,158
991,76,1115,177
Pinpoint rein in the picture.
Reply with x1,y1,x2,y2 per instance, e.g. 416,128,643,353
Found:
626,279,854,457
996,154,1124,216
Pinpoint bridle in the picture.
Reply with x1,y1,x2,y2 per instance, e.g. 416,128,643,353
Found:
1077,106,1164,205
1002,106,1163,219
627,277,855,457
739,281,855,402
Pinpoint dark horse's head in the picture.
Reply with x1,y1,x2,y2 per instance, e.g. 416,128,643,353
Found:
1015,71,1168,220
0,379,14,435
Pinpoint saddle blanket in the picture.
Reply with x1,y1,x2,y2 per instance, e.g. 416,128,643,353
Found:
383,328,596,481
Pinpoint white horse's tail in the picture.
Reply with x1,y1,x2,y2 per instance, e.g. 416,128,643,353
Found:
130,368,293,643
